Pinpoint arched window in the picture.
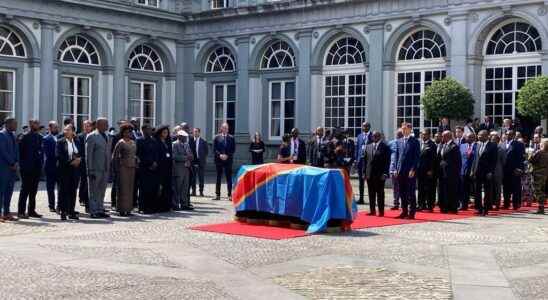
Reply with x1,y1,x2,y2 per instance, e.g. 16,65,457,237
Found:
128,44,163,72
260,40,295,69
486,22,542,55
398,29,446,61
325,37,366,66
0,26,26,57
205,46,235,73
57,35,100,65
323,36,368,137
395,29,447,135
483,21,543,128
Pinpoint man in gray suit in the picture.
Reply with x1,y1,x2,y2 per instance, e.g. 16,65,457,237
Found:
173,130,194,210
86,118,111,218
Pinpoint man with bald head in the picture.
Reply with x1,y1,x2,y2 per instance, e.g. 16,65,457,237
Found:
438,130,461,213
502,129,525,209
470,130,498,215
86,117,112,218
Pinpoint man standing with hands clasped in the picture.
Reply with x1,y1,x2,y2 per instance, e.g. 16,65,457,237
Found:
213,122,235,201
394,123,420,219
364,131,390,217
470,130,497,216
0,118,18,222
290,128,306,164
86,118,111,218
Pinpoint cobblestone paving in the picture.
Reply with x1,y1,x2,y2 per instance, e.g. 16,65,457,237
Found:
1,180,548,299
0,254,234,300
273,266,452,300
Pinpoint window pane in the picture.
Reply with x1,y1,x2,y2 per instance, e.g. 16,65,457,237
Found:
62,96,73,114
271,119,280,137
143,83,155,100
77,78,90,96
143,101,154,119
62,77,73,95
128,100,140,118
271,82,281,99
0,92,13,112
215,85,224,102
77,97,89,115
0,72,13,91
129,83,140,99
271,101,281,118
284,82,295,99
227,84,236,101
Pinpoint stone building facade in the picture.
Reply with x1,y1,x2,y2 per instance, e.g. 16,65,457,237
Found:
0,0,547,155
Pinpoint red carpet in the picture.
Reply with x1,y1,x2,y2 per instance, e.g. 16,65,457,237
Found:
191,206,534,240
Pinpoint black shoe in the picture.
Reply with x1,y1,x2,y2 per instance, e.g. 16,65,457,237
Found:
90,213,101,219
200,192,204,197
366,212,376,216
397,213,408,219
406,215,415,220
69,214,79,220
213,196,220,201
181,206,195,211
60,213,67,221
17,213,28,219
99,213,110,218
28,212,43,218
49,208,56,213
173,207,182,211
191,192,197,196
356,200,365,205
536,208,545,214
390,206,400,211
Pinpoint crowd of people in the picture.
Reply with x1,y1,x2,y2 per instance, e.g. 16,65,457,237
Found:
0,114,547,223
0,116,234,221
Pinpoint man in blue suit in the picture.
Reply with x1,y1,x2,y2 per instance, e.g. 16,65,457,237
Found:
459,133,477,211
394,122,420,219
213,122,235,201
0,117,19,221
17,119,44,218
503,130,525,209
43,121,59,212
355,122,372,204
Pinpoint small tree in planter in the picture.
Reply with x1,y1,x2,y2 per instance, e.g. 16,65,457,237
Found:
422,77,475,127
517,75,548,122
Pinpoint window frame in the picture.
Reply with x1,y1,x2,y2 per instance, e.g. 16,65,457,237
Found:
205,46,236,73
211,0,229,10
268,79,296,140
128,80,157,128
260,40,296,70
0,69,15,120
0,26,27,58
60,74,92,132
212,82,236,138
128,44,164,73
136,0,160,8
57,35,101,66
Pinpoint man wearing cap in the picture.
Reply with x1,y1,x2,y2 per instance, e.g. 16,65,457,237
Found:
172,130,194,210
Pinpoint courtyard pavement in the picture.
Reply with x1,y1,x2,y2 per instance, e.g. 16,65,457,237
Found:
1,177,547,300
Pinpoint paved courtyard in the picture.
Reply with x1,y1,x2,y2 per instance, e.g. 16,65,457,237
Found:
1,177,547,300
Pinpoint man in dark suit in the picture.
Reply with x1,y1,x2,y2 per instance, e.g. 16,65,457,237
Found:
190,127,208,197
395,122,420,219
438,130,462,214
43,121,59,212
438,117,451,133
417,129,437,212
77,120,94,212
355,122,373,204
290,128,306,164
470,130,498,215
459,132,477,211
213,122,235,201
364,131,390,216
503,130,525,209
0,117,19,221
308,127,327,167
479,116,495,132
136,124,159,214
17,119,44,218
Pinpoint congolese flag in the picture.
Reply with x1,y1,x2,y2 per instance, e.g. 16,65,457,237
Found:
232,163,357,233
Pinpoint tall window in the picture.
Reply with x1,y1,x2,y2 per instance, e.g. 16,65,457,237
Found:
205,47,235,73
395,29,447,134
129,81,156,127
136,0,159,7
213,83,236,136
128,44,163,72
58,35,100,66
211,0,229,9
396,70,446,136
269,80,295,139
323,37,367,137
0,70,14,122
61,75,91,132
483,21,543,126
0,26,26,58
261,40,295,70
